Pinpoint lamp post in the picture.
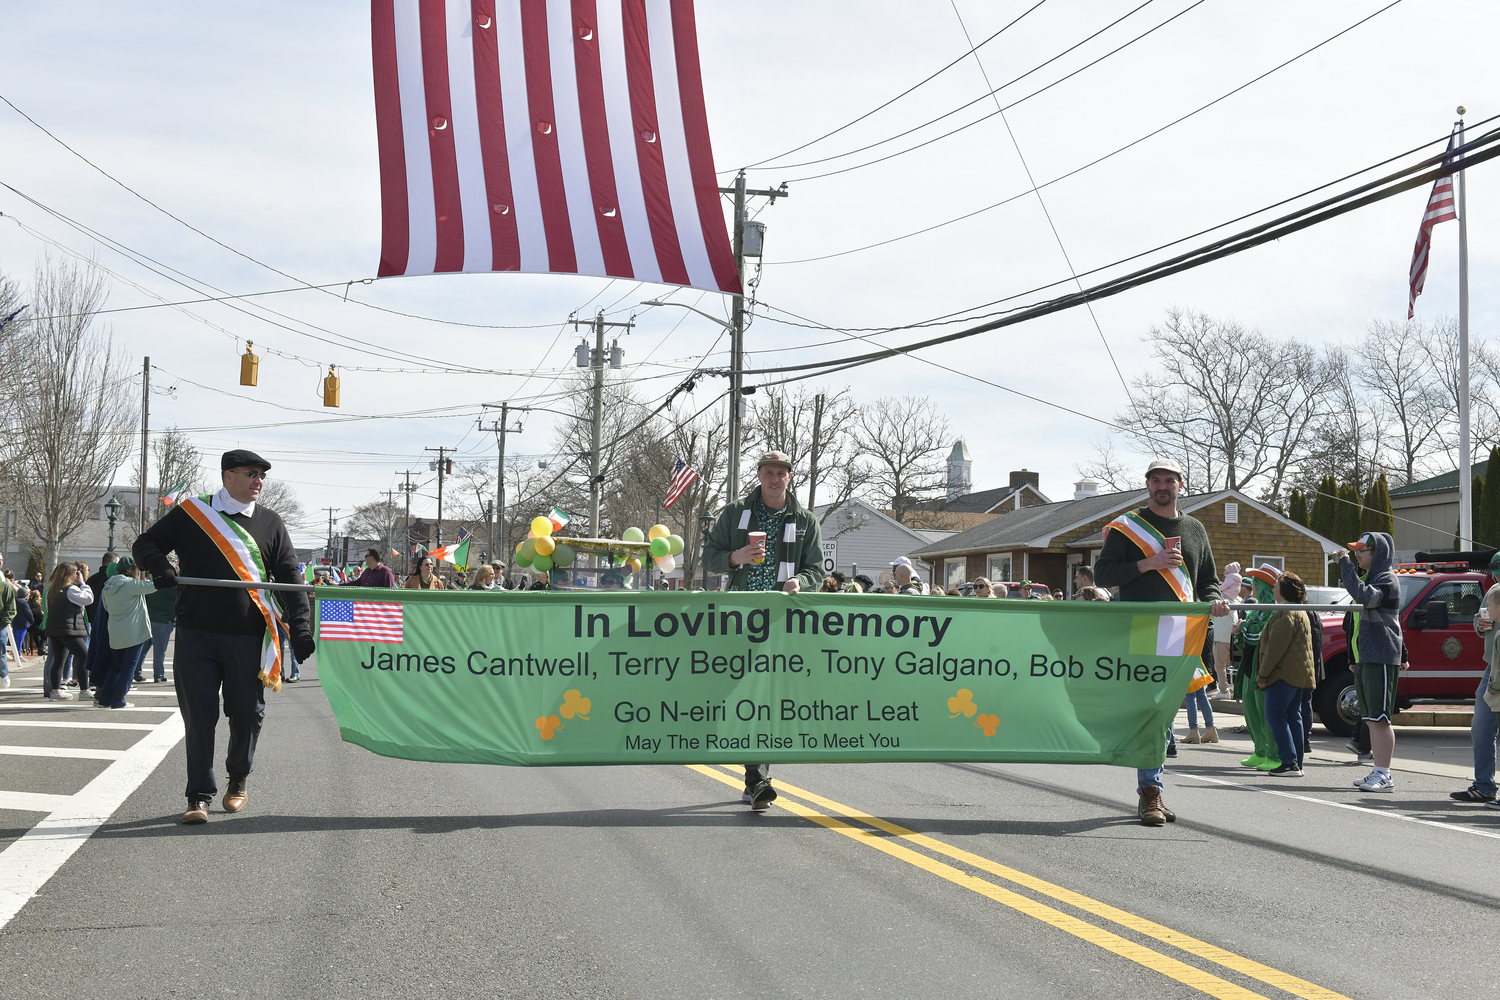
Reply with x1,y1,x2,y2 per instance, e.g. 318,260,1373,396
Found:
698,508,716,591
104,495,122,552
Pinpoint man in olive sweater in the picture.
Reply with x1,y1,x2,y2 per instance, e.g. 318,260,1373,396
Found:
1095,458,1229,826
134,449,314,825
703,451,826,810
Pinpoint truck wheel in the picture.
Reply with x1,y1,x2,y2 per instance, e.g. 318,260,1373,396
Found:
1315,668,1359,738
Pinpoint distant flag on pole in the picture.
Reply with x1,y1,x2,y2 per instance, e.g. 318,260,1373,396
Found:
368,0,740,294
429,539,471,569
663,459,699,510
455,526,473,545
548,507,572,532
159,479,190,506
1408,130,1460,318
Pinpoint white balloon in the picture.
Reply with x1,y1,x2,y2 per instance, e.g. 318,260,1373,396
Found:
656,554,676,574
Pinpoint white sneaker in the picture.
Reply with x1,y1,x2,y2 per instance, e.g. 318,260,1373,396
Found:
1355,770,1395,792
47,689,74,701
2,675,9,687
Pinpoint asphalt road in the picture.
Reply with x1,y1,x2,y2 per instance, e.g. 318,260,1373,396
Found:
2,649,1497,1000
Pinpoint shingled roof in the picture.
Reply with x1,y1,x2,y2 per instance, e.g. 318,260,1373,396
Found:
908,489,1147,559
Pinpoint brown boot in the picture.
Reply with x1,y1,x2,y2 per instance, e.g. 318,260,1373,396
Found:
1201,726,1220,743
1138,786,1167,826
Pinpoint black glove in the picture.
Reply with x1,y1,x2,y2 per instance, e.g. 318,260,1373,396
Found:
153,570,178,589
291,633,316,663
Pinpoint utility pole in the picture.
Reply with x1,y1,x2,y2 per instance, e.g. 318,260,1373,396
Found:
479,403,526,563
323,507,339,563
807,392,825,510
425,446,455,548
139,357,149,535
383,489,396,561
570,312,634,536
400,471,416,575
717,170,788,500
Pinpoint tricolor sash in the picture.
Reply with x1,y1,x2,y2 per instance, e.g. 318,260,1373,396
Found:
1103,510,1194,603
181,496,285,692
1105,510,1214,691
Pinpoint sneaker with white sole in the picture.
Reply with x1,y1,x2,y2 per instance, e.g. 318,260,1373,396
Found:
1354,770,1395,792
47,689,74,701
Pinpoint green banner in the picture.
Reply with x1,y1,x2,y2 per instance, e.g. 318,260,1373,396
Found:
314,591,1210,770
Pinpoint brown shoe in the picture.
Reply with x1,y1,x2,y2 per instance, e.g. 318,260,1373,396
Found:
183,798,210,825
1201,726,1220,744
223,779,248,814
1138,787,1167,826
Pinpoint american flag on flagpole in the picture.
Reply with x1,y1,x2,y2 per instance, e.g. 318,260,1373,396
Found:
370,0,739,294
662,458,698,509
455,525,473,545
1408,130,1460,319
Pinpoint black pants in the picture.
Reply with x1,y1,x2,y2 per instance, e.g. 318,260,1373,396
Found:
743,764,770,788
46,636,89,692
175,628,267,801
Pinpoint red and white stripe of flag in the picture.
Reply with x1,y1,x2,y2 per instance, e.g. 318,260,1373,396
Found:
1408,133,1459,319
371,0,740,295
662,458,698,509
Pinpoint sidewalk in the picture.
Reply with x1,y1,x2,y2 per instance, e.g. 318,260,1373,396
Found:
1210,696,1474,728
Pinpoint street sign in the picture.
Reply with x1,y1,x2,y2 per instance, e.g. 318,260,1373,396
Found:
822,540,837,574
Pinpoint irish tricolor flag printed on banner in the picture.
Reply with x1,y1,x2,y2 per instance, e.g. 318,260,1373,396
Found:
1130,614,1214,692
159,479,190,506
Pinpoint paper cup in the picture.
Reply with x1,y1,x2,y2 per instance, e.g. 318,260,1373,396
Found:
747,531,767,564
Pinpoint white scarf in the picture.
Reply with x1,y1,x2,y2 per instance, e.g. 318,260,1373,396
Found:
212,487,256,517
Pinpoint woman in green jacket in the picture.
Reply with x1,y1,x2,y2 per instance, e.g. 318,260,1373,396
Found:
95,556,157,709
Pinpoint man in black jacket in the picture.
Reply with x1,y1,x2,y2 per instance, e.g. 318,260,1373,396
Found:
134,449,315,825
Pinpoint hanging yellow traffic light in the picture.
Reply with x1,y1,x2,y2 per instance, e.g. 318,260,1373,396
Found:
322,364,341,408
239,342,260,386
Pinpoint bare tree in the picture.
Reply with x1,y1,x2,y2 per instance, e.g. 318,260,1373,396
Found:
344,496,399,556
1076,437,1141,493
854,395,952,524
258,478,307,533
121,425,206,533
5,258,134,567
1357,319,1452,485
743,385,862,510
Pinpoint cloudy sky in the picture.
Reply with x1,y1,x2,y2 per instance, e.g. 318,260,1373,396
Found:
2,0,1495,546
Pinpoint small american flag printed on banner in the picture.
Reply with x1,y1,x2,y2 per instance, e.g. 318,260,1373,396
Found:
662,458,699,509
320,601,405,644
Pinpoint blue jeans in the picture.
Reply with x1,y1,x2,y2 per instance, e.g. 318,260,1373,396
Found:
1185,689,1214,729
149,621,174,681
1264,681,1305,769
1474,665,1498,797
96,641,146,708
1138,728,1172,789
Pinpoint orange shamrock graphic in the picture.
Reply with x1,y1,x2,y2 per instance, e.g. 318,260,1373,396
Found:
536,714,564,740
560,689,591,721
948,689,978,718
975,713,1000,737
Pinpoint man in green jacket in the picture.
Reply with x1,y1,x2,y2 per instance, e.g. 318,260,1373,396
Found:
702,451,826,810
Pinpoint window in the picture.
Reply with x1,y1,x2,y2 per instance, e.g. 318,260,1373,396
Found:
1251,555,1284,573
986,554,1012,583
1426,581,1486,624
1224,502,1239,523
945,560,967,588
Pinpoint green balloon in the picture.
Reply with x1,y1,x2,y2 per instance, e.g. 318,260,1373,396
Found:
622,526,645,543
650,536,671,558
533,554,553,572
514,551,533,568
612,551,627,565
551,542,575,567
667,533,684,556
520,538,538,561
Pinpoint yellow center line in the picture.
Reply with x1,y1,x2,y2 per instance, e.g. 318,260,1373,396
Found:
688,765,1270,1000
698,765,1349,1000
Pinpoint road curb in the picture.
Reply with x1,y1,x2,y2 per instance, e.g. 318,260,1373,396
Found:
1209,697,1473,727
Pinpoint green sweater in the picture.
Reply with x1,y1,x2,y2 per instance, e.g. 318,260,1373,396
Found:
0,578,14,628
702,487,826,593
1093,506,1219,603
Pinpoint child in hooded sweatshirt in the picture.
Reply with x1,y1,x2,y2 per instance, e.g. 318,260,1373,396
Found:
1339,531,1406,792
1236,565,1283,771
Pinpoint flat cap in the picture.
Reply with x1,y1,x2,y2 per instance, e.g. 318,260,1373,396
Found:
221,449,272,472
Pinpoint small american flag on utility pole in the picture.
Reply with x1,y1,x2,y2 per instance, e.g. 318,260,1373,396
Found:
1408,130,1459,319
663,459,699,510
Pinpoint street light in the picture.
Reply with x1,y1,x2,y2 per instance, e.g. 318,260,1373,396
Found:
641,300,732,330
103,495,123,552
698,508,716,591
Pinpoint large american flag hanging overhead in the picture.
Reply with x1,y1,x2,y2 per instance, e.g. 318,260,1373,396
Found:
371,0,740,294
1408,130,1459,319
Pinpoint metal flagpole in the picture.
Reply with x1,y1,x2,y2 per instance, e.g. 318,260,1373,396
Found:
1458,106,1473,548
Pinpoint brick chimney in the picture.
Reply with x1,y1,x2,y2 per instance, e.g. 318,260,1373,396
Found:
1009,469,1039,492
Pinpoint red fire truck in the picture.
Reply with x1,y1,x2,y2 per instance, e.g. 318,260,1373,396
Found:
1315,550,1493,737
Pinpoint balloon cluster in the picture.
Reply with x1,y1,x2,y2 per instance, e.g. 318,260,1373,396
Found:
621,524,684,574
514,515,575,573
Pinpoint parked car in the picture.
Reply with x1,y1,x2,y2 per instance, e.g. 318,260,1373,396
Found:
1314,551,1493,737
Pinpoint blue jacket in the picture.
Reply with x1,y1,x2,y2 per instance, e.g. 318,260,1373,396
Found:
1338,531,1403,666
